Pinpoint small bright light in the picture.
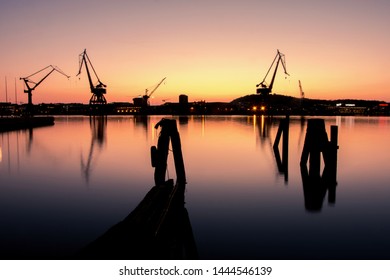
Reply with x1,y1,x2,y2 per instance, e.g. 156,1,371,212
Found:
260,106,265,110
252,106,257,111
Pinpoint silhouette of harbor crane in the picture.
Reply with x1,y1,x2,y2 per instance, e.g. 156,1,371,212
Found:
77,49,107,106
133,77,166,107
20,65,69,115
256,49,289,96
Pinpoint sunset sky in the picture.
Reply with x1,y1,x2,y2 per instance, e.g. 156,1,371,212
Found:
1,0,389,105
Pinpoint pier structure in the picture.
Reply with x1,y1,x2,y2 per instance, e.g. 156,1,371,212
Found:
0,116,54,132
79,118,196,259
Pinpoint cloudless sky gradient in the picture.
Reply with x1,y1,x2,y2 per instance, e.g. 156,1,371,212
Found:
0,0,389,104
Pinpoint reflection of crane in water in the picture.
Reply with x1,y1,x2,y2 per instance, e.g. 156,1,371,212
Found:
254,115,274,156
80,116,107,183
254,116,291,183
257,115,273,141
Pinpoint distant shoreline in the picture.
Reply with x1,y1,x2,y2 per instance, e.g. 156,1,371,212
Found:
1,94,389,116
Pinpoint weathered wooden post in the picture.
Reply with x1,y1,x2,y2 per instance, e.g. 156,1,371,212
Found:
151,119,170,186
151,118,186,187
169,121,186,185
300,119,329,177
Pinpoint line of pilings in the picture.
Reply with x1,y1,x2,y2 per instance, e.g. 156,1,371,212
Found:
300,119,338,178
272,116,339,210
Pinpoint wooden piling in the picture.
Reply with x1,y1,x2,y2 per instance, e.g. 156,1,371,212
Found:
300,119,329,177
152,119,186,186
169,120,186,185
153,120,170,186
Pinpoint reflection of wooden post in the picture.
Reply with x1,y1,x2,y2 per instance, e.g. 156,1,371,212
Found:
282,115,289,170
330,125,338,177
324,125,338,204
300,164,328,211
300,120,339,211
273,116,289,182
151,119,186,187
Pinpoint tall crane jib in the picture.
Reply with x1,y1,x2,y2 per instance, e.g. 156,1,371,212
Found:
256,49,289,95
20,65,70,115
77,49,107,105
135,77,166,107
299,80,305,99
144,77,166,105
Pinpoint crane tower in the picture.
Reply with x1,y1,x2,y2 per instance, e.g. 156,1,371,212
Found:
77,49,107,105
20,65,69,115
133,77,166,107
256,50,289,96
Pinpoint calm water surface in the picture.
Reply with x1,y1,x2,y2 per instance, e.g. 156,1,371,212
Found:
1,115,390,259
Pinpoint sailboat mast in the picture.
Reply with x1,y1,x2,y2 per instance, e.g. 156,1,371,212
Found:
14,78,17,104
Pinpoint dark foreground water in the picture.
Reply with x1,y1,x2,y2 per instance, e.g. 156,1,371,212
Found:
1,115,390,259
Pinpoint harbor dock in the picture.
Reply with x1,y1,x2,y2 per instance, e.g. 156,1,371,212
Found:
0,116,54,132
